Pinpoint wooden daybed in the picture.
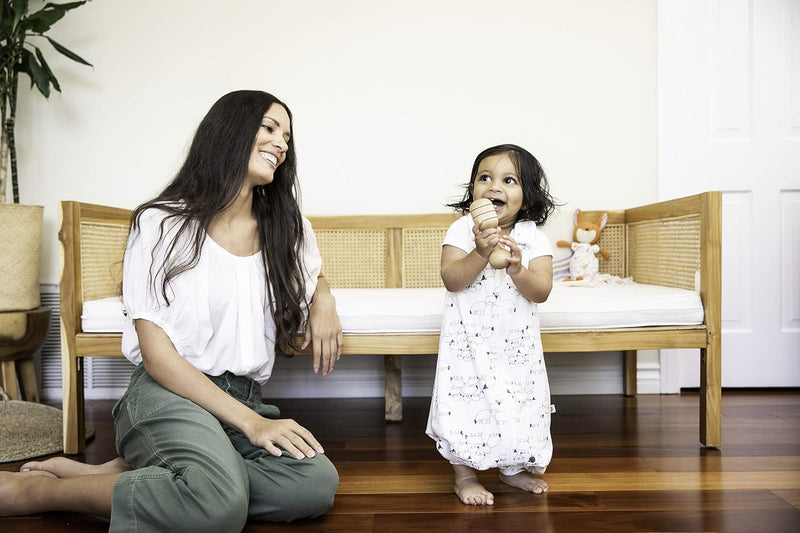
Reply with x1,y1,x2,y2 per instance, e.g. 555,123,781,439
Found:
58,192,721,454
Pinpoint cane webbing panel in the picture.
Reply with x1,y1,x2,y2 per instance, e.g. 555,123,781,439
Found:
401,228,447,288
596,224,626,277
79,221,129,301
627,215,701,290
315,230,386,288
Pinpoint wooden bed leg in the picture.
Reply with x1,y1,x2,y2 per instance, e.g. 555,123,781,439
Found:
62,356,86,454
699,190,722,447
384,355,402,422
623,350,637,396
700,342,722,447
1,361,18,399
19,358,40,403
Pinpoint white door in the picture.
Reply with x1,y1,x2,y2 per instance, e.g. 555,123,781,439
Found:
658,0,800,388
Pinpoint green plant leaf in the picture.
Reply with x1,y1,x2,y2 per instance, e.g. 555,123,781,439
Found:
34,46,61,93
47,37,92,66
43,1,90,10
0,1,24,35
23,2,87,33
12,0,27,32
19,48,50,97
23,10,67,34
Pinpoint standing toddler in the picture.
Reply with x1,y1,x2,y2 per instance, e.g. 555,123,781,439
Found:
426,143,557,505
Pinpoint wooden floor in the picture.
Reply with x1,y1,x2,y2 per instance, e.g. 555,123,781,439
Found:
2,391,799,532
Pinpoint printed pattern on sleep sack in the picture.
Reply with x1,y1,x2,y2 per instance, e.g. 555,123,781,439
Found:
426,218,553,475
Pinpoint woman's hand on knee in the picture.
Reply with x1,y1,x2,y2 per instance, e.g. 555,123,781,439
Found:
247,418,325,460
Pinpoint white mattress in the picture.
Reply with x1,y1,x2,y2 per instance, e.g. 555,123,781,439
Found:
332,288,445,333
81,283,704,334
538,282,704,330
81,296,126,332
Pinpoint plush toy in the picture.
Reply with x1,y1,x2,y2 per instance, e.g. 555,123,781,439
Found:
556,209,610,281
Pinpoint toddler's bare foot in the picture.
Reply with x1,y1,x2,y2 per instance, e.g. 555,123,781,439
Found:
453,465,494,505
499,470,549,494
0,470,55,516
21,456,130,478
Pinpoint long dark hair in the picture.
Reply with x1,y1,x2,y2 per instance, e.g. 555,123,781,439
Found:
129,90,307,352
448,143,557,226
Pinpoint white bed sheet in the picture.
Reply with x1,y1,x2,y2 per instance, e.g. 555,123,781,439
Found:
81,296,125,333
81,283,704,334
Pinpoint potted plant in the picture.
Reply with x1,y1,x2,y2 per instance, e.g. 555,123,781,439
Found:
0,0,91,312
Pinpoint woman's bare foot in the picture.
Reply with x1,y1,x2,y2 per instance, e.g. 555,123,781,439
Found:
20,456,130,478
453,464,494,505
0,470,55,516
499,470,549,494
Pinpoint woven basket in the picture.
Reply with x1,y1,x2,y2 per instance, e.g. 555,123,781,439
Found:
0,204,43,312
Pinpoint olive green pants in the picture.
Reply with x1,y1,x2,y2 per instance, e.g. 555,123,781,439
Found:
109,364,338,532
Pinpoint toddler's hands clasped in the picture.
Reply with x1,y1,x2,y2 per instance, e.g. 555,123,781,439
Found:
497,235,523,274
473,222,523,274
472,221,500,260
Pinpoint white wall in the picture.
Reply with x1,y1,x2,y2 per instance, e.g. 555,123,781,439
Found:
13,0,657,284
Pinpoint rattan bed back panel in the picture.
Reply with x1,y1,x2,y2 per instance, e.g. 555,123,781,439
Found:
627,215,701,290
79,221,129,301
597,224,626,277
401,228,447,288
314,230,387,288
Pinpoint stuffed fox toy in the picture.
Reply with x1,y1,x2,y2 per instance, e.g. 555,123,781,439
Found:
556,209,610,281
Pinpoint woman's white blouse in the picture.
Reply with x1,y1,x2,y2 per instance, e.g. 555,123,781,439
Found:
121,207,321,383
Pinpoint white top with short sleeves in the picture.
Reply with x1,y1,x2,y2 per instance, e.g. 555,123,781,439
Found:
121,207,321,383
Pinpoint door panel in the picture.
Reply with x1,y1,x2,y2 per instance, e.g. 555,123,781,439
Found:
658,0,800,388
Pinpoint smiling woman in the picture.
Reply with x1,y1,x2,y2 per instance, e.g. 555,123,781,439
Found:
246,106,291,188
0,90,343,529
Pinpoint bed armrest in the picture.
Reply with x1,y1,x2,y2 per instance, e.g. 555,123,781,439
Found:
58,200,131,453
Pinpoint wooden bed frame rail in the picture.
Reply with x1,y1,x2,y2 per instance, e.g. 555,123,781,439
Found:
58,192,721,453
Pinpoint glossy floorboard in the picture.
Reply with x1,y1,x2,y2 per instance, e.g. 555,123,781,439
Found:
2,391,799,532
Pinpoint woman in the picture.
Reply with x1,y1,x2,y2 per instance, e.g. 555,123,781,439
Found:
0,90,342,531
